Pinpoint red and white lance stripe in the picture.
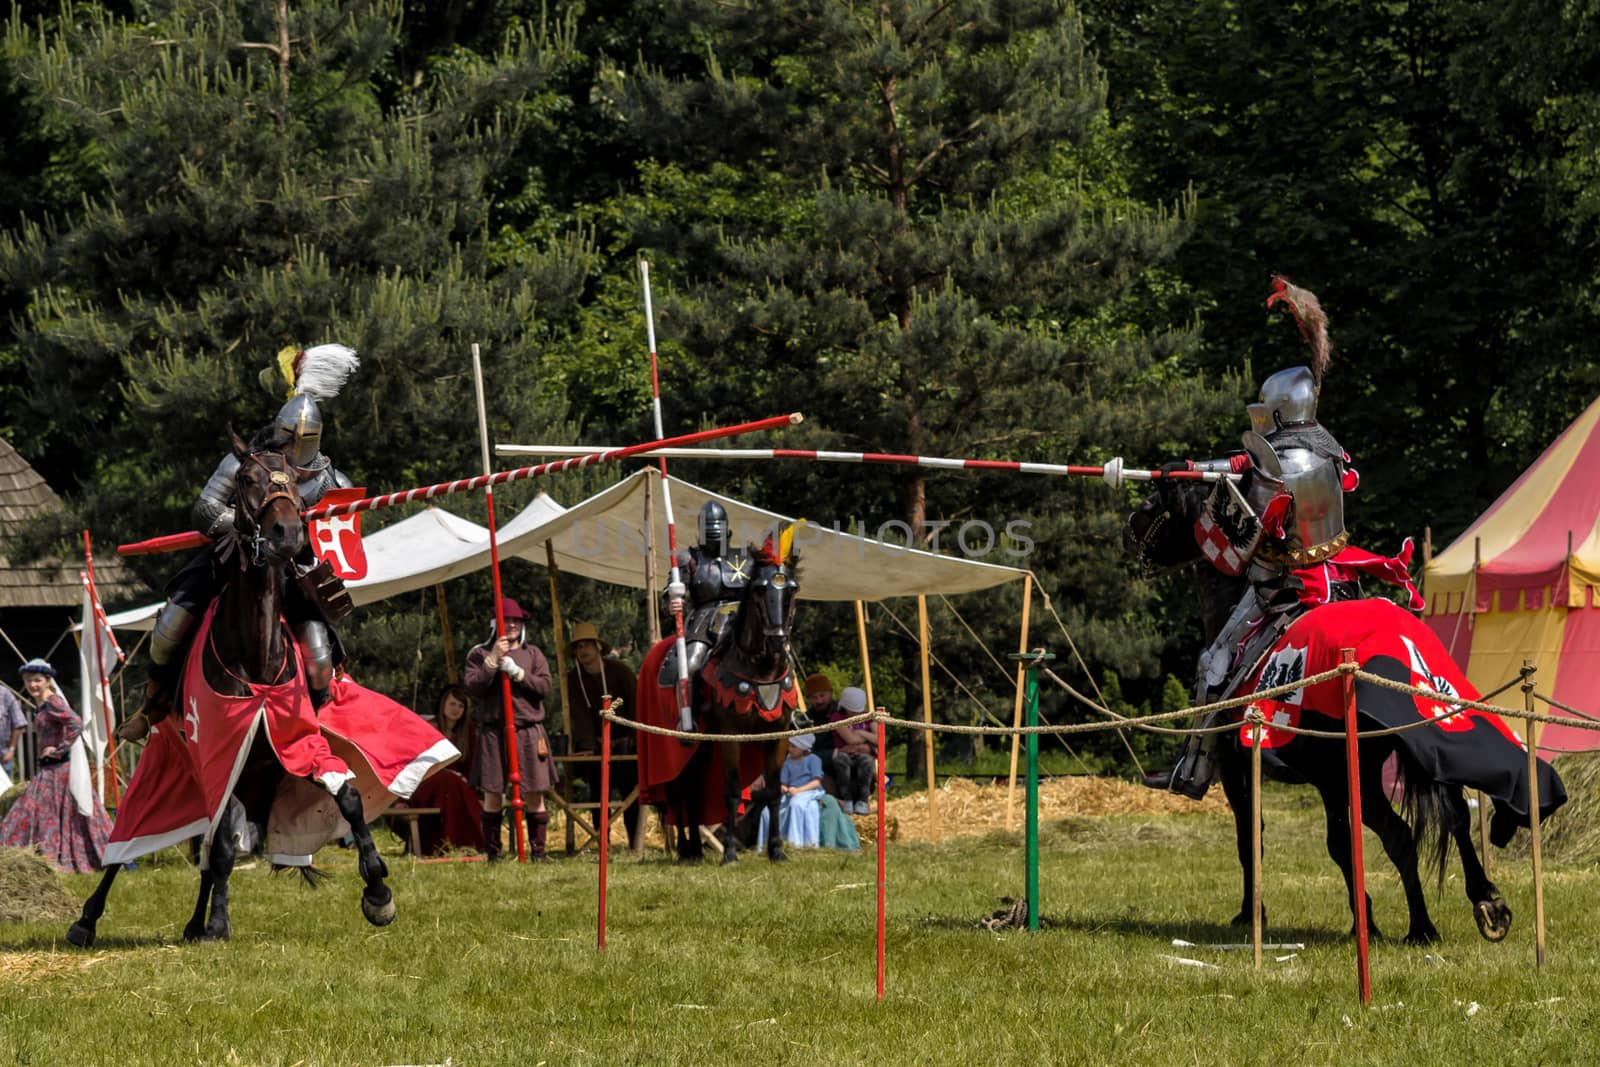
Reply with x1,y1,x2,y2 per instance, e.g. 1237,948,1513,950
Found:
640,260,693,722
118,413,804,555
493,446,1237,489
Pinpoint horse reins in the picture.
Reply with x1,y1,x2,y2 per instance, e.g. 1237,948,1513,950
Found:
234,452,300,567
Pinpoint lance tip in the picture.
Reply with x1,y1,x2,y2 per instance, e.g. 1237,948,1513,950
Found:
789,412,805,425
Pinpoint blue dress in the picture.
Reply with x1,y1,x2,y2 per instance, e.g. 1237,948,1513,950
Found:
756,752,823,848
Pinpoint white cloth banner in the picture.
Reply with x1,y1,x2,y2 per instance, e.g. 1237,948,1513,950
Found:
78,574,124,806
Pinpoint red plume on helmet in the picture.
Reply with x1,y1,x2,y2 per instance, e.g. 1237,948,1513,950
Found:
1266,275,1331,384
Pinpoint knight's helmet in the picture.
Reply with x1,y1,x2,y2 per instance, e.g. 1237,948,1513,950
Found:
697,500,730,558
259,343,360,466
1249,276,1330,437
1248,366,1319,435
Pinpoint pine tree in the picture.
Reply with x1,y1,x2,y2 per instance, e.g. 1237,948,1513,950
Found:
592,0,1238,736
0,0,597,592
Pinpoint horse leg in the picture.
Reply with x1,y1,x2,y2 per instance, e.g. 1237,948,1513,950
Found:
67,865,121,948
1217,738,1261,927
334,781,394,927
1445,787,1511,941
719,740,742,865
1317,774,1382,940
182,869,216,943
1357,754,1437,944
760,739,788,863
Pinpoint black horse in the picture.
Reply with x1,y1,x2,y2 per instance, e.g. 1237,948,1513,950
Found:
637,532,802,864
1126,479,1512,944
69,434,393,946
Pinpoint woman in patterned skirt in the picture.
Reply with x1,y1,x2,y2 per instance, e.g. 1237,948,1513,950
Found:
0,658,113,873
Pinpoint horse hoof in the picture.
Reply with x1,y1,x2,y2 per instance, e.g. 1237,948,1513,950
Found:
1405,925,1441,946
65,922,95,949
720,850,739,865
362,889,396,927
1475,897,1512,942
183,922,205,943
768,847,789,863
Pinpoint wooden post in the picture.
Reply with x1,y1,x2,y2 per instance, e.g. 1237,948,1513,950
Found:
875,715,888,1002
1341,648,1371,1005
643,477,660,645
435,584,459,684
546,540,573,853
1522,662,1547,971
917,595,937,844
1005,574,1034,833
1250,706,1264,970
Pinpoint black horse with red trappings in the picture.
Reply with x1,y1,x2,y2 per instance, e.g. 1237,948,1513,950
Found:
637,526,803,864
69,434,405,946
1127,480,1565,943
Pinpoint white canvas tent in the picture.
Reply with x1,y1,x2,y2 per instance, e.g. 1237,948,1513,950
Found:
95,469,1038,839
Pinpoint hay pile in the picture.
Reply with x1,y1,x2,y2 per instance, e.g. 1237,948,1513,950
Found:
0,847,82,924
886,775,1230,843
1504,751,1600,863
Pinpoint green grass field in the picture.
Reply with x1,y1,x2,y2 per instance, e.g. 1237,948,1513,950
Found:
1,785,1594,1067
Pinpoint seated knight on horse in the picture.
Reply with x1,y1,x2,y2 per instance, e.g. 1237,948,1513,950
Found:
1143,278,1421,799
119,343,361,743
661,500,750,733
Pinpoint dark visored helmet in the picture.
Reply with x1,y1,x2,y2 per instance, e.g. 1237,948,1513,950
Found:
698,500,729,557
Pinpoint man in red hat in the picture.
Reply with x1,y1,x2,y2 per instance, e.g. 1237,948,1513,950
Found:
464,597,555,860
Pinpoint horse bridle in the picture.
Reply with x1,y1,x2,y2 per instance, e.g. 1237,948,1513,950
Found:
234,451,302,567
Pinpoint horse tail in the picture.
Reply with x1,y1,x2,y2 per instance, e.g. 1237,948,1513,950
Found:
272,862,335,888
1395,749,1453,892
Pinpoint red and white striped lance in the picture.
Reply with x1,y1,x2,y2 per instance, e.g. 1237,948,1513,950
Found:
301,413,803,522
118,413,803,555
493,445,1237,489
640,259,693,724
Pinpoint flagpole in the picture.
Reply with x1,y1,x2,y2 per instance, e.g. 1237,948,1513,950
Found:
640,260,694,733
472,343,529,864
81,532,123,808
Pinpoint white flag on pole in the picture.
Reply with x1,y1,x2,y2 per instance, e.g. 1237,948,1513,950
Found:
77,573,124,807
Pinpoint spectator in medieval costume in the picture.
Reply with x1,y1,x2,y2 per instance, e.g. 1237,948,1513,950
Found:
1143,278,1421,800
662,500,748,733
1,682,27,781
465,598,555,860
800,672,838,779
118,343,361,743
829,685,878,815
0,660,114,873
396,685,485,856
563,621,639,845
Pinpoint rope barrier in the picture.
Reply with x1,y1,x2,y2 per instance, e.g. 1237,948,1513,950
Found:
600,663,1600,746
1533,690,1600,726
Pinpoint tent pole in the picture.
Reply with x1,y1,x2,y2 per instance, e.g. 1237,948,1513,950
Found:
547,540,574,853
435,584,459,684
1005,574,1034,833
917,595,937,843
644,477,660,645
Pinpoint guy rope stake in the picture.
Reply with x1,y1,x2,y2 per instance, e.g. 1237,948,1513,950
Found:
473,343,527,863
639,260,693,735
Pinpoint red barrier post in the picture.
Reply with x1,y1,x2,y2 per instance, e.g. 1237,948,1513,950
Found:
876,714,887,1002
599,701,612,952
1341,648,1371,1005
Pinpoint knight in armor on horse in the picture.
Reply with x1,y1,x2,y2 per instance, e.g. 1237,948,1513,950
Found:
662,500,751,732
118,343,361,743
1143,278,1415,799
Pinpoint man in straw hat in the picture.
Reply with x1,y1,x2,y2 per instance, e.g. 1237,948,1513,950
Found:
563,620,639,844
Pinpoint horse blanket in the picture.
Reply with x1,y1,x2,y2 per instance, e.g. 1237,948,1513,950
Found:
636,637,769,826
1243,598,1566,845
104,605,457,866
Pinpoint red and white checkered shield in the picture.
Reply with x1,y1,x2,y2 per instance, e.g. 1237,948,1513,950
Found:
1194,478,1262,577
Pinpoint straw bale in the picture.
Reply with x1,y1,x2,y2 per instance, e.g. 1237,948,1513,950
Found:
887,775,1230,843
0,847,82,924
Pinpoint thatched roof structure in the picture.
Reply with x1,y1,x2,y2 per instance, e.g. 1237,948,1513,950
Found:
1,437,141,609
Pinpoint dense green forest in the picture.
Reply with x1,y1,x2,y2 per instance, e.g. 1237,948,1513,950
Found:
4,0,1597,774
